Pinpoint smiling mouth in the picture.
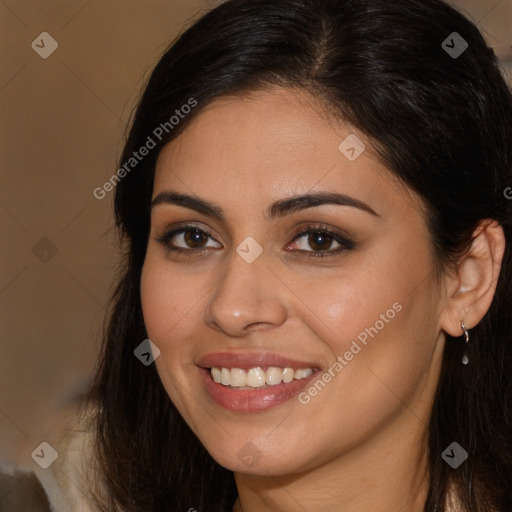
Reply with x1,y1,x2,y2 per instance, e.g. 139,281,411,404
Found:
197,352,322,410
199,363,320,412
210,366,315,389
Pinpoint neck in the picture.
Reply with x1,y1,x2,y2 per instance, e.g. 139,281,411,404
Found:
233,413,431,512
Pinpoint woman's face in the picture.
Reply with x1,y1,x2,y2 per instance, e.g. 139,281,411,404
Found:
141,86,446,475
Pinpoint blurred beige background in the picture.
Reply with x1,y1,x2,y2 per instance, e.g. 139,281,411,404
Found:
0,0,511,498
0,0,223,477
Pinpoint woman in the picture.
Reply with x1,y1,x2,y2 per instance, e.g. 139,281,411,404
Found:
76,0,512,510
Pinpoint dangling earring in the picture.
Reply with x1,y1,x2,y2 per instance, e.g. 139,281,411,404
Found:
461,320,469,365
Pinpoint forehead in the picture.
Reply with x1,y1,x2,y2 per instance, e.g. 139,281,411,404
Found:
153,87,413,218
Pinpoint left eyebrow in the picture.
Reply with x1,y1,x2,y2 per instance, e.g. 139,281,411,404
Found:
151,191,225,220
267,191,380,219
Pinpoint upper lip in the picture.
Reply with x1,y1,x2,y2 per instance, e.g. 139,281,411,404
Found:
197,351,320,370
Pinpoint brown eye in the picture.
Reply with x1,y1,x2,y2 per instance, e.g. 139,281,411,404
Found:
287,224,355,258
183,229,209,248
305,232,337,252
292,230,343,253
156,226,221,253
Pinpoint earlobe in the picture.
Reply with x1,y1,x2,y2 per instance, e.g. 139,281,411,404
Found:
440,219,505,338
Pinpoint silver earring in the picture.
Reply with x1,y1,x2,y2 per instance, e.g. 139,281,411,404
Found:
461,320,469,365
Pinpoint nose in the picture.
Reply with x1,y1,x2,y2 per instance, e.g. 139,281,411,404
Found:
203,249,288,337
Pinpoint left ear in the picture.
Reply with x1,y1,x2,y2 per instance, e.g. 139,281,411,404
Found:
440,219,506,337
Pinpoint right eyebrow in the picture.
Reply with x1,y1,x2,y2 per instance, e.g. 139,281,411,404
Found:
151,191,225,220
266,191,380,219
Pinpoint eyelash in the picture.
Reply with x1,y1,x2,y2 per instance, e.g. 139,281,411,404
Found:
155,223,354,259
288,224,354,258
156,225,220,256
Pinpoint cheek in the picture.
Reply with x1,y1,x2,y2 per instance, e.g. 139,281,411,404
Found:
305,247,438,404
140,257,205,418
140,256,201,344
305,252,409,347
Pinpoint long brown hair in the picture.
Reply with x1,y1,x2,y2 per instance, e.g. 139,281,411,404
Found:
82,0,512,510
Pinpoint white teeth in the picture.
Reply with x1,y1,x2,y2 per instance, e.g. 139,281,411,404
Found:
294,368,313,379
282,367,294,383
209,366,314,388
221,367,230,386
211,367,222,383
230,368,246,387
246,367,266,387
266,367,282,385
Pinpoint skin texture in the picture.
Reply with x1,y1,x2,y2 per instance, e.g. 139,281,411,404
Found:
140,87,505,512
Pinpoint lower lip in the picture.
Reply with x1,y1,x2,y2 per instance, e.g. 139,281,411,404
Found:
199,367,319,412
